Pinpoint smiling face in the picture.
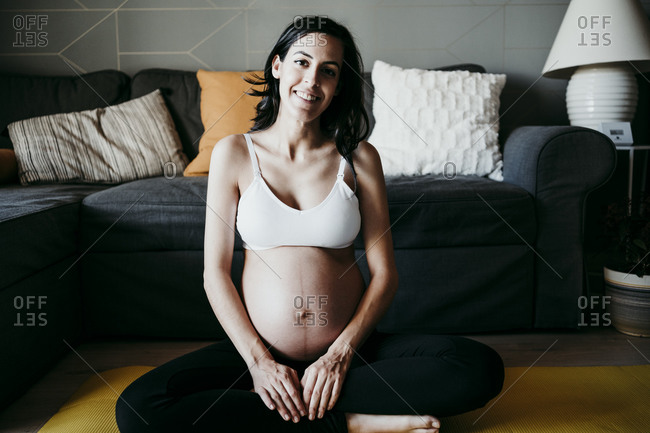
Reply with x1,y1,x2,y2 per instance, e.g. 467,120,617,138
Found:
271,33,344,124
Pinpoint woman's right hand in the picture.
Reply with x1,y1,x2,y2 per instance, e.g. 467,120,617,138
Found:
249,357,307,423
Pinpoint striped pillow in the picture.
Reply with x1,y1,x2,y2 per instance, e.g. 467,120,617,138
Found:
8,89,188,185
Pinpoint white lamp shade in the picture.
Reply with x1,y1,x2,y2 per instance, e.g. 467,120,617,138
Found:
543,0,650,78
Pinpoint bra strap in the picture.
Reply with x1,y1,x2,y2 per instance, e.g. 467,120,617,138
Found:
338,156,357,193
337,156,346,178
243,133,261,176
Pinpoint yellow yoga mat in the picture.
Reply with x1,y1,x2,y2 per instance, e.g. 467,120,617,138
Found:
39,365,650,433
38,366,154,433
443,365,650,433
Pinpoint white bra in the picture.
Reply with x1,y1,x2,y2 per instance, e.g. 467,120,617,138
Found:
236,133,361,250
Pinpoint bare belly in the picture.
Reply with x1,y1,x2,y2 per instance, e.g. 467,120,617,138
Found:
241,246,365,361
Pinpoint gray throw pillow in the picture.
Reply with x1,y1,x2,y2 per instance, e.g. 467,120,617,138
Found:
8,89,188,185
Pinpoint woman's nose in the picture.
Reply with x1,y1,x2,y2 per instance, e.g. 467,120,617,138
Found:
304,68,320,87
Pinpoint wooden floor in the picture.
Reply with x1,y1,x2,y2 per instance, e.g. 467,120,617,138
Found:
0,326,648,433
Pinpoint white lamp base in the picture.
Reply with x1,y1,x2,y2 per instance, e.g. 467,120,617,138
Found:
566,65,638,131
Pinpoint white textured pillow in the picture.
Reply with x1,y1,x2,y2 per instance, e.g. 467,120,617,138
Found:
368,60,506,180
8,89,188,185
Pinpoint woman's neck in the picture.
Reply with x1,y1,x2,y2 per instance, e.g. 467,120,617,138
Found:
267,110,326,161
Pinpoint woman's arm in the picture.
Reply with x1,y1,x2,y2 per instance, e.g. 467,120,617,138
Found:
331,140,398,351
203,135,267,368
300,140,399,419
203,135,306,423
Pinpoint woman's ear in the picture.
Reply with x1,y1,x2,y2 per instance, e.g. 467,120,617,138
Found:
271,54,281,79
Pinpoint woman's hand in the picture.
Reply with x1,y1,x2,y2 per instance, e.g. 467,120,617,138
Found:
301,343,354,420
249,357,307,423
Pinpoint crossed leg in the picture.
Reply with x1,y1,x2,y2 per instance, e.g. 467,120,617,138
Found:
115,333,503,433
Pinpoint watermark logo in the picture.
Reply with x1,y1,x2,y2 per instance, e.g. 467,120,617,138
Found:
293,16,328,47
14,295,48,327
443,161,457,180
577,15,612,47
13,14,48,48
163,161,178,180
293,295,328,327
577,295,611,327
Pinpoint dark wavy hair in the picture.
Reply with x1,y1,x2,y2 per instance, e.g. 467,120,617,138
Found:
247,16,369,170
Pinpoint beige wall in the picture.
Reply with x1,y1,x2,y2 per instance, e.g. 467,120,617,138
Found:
2,0,647,76
2,0,649,129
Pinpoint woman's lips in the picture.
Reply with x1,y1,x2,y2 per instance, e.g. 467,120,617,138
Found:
294,90,321,102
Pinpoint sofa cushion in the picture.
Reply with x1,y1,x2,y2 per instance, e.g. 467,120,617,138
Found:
377,244,534,333
0,184,110,290
9,90,188,185
184,69,263,177
0,70,130,150
131,69,204,161
82,250,227,338
385,175,535,248
80,175,533,253
80,177,212,252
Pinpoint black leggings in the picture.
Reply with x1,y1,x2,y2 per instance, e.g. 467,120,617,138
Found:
116,332,504,433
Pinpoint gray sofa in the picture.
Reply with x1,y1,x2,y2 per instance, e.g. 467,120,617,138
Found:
0,67,616,409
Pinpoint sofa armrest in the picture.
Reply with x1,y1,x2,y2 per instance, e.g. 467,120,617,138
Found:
503,126,616,328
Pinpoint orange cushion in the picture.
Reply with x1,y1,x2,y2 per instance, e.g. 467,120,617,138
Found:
183,69,263,177
0,148,18,184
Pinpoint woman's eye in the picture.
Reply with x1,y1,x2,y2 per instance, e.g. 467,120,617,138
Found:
293,59,336,77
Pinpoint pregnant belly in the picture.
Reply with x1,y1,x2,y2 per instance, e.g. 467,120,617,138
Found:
241,246,365,361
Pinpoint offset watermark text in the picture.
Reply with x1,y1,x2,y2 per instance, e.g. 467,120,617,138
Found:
14,295,48,327
577,295,611,327
13,14,48,48
293,295,328,327
577,15,612,47
293,16,328,47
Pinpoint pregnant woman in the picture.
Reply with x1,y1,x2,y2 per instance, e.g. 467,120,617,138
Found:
116,16,504,433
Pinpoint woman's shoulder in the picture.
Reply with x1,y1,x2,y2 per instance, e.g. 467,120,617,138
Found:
352,140,382,175
208,133,250,174
211,133,252,160
354,140,378,157
212,133,249,154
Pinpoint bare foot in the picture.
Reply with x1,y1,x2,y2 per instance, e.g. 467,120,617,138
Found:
345,413,440,433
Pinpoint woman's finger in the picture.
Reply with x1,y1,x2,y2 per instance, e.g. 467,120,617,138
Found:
327,377,342,410
277,379,303,422
301,369,316,406
287,369,307,416
268,374,300,422
308,373,326,420
267,387,292,422
317,377,333,419
257,388,275,411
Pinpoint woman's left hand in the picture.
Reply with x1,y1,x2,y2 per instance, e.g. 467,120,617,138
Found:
300,342,354,420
